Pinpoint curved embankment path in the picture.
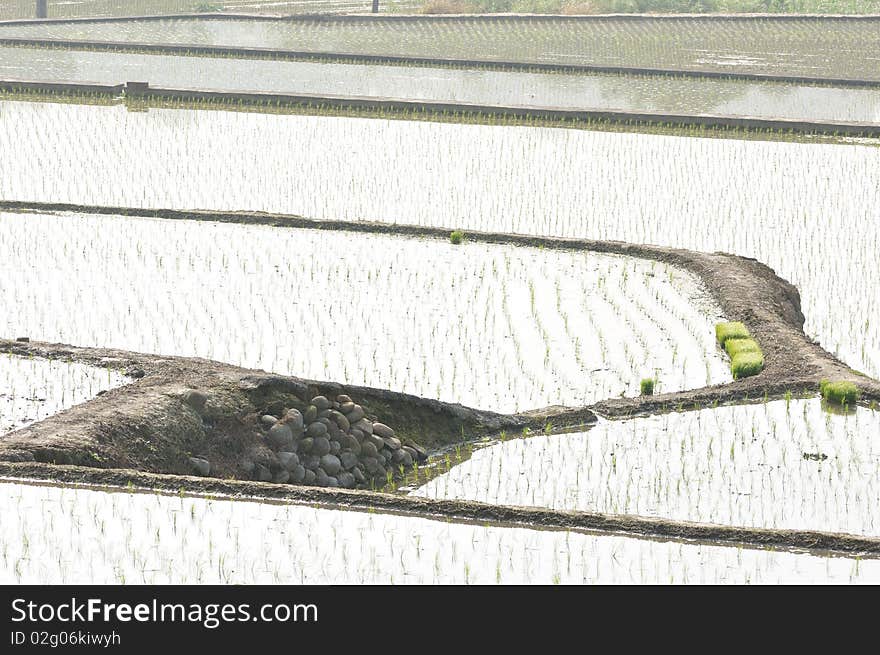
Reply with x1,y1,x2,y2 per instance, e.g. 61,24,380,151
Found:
1,202,878,555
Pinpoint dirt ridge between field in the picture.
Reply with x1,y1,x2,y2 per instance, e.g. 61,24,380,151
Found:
3,79,879,136
1,464,878,557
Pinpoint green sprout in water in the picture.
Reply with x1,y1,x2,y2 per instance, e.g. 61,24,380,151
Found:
449,230,465,245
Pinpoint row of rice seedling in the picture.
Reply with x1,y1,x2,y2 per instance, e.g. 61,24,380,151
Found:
0,211,730,412
4,45,879,122
0,352,128,435
1,15,877,81
715,321,764,379
413,398,880,536
2,99,876,380
0,481,875,584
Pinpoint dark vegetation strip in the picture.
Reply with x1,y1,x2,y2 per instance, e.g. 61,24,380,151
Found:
3,37,879,89
1,462,879,557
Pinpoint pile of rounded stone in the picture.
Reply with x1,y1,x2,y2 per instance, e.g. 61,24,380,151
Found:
259,394,425,488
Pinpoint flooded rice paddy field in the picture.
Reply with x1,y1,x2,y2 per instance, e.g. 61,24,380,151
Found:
413,399,880,537
2,46,880,122
0,211,730,413
0,0,418,21
2,99,878,381
1,16,878,81
1,480,877,584
0,353,128,435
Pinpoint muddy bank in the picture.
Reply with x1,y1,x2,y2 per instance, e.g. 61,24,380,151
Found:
0,339,582,479
0,462,878,557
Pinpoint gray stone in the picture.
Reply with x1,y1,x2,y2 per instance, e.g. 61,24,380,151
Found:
402,446,419,460
391,449,406,464
342,435,361,454
267,423,294,449
340,451,359,470
329,440,341,455
340,401,355,414
365,433,385,450
273,470,290,484
320,454,342,476
350,428,364,442
188,457,211,476
312,436,331,457
346,405,365,423
329,411,350,432
352,467,366,483
337,472,355,489
303,469,316,485
304,405,318,423
299,437,314,453
307,422,328,438
302,455,321,471
325,476,340,488
361,441,379,458
383,437,402,450
337,394,352,404
255,464,272,482
314,469,330,487
354,418,373,434
317,408,332,419
283,408,304,435
400,451,413,467
291,465,306,484
361,457,381,475
278,451,300,471
260,414,278,429
372,422,395,439
183,389,208,414
240,459,255,474
409,443,428,461
312,395,331,411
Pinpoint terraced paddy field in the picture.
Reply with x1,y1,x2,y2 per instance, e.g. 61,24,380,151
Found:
0,211,731,412
1,14,878,588
2,99,877,380
1,15,878,80
414,399,880,536
0,353,128,435
1,480,877,584
3,45,879,121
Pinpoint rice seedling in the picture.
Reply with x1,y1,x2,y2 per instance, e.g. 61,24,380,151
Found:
0,353,128,435
819,380,861,406
730,352,764,380
2,99,875,381
0,15,876,82
639,378,655,396
715,321,750,346
0,212,730,412
0,480,876,584
449,230,464,245
2,45,879,124
413,398,880,537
